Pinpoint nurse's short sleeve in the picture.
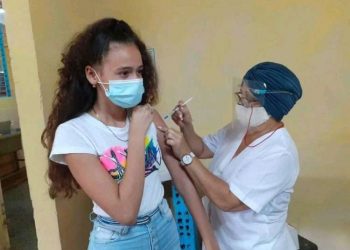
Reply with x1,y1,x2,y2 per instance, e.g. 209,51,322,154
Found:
228,152,296,213
49,123,96,165
203,123,231,154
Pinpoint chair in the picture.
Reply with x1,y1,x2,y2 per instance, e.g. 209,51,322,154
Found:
298,234,318,250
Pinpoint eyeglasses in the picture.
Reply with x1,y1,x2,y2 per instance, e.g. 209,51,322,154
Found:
234,91,259,107
234,79,295,108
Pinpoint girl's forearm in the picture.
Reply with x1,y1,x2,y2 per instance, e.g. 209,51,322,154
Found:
163,154,219,250
179,179,219,250
118,130,145,218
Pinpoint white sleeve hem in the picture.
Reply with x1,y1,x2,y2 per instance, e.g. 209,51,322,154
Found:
50,147,97,164
50,146,96,156
229,182,262,213
203,136,216,154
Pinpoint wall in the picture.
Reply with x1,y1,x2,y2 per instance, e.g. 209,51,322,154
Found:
4,0,350,249
3,0,62,249
4,0,133,249
118,1,349,249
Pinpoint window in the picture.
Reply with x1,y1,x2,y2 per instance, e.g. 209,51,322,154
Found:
0,8,11,98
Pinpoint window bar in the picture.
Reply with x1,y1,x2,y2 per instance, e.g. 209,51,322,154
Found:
0,25,11,97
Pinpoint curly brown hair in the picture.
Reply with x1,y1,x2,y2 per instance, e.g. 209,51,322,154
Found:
41,18,158,199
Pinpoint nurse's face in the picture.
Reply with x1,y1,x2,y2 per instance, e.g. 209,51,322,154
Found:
235,83,261,107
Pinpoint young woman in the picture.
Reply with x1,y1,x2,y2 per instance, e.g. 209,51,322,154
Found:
42,18,218,249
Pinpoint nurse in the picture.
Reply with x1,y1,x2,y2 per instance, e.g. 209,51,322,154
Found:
161,62,302,250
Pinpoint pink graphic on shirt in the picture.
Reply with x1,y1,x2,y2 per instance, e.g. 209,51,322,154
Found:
99,136,161,181
100,146,127,181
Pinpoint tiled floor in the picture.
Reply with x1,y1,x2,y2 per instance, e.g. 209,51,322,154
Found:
3,181,37,250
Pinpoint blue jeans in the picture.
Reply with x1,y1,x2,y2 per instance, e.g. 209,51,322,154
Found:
88,199,180,250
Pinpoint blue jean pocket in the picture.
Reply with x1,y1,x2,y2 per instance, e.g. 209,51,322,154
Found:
94,226,119,243
92,224,129,244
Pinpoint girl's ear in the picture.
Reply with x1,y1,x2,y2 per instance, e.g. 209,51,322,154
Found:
85,66,99,87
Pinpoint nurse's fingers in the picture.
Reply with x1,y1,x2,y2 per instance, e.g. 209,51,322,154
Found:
157,126,168,133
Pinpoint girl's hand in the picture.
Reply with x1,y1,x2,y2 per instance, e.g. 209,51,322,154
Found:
171,100,193,129
158,127,191,159
130,104,154,135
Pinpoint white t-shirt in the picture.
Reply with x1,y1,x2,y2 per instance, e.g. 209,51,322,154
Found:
203,121,299,250
50,113,164,217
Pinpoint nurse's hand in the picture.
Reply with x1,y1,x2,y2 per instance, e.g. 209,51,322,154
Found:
158,127,191,159
171,100,193,129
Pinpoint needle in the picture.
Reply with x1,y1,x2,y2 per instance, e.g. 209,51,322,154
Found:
163,97,193,120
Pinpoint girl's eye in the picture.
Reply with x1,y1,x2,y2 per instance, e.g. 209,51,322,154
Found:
119,71,129,78
137,69,143,76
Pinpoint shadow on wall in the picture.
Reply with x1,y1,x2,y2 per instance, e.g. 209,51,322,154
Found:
55,191,92,250
289,177,350,250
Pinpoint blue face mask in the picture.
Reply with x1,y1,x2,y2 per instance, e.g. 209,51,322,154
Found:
93,70,144,108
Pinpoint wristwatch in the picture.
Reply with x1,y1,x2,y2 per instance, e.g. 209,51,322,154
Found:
180,152,196,167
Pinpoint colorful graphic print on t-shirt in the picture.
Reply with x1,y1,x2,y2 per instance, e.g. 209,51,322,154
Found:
99,136,161,181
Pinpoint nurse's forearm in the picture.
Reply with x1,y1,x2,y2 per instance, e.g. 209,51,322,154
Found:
185,158,243,212
181,124,214,159
181,124,204,155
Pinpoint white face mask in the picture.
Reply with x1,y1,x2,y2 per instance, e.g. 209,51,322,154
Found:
235,104,270,127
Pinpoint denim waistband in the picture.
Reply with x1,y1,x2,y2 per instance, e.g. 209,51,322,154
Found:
91,206,160,226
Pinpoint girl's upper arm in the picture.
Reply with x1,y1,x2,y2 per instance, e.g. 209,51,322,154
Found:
153,110,204,195
152,110,171,152
152,110,213,159
152,110,167,133
64,153,123,220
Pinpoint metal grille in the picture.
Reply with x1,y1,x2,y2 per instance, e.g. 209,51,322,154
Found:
172,185,199,250
0,24,11,97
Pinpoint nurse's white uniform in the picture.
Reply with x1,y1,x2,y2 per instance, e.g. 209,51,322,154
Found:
203,121,299,250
